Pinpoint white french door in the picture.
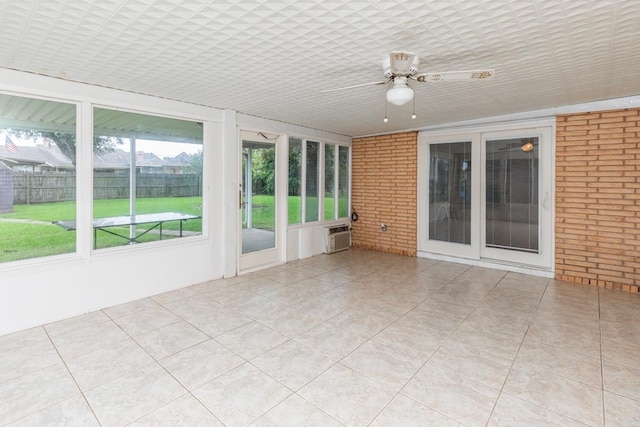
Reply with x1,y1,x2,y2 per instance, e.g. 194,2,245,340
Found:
418,122,554,271
239,130,286,272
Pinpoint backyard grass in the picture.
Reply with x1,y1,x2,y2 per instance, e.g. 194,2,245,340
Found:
0,197,202,262
2,194,347,263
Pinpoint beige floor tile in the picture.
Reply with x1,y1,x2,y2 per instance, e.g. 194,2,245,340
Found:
0,362,80,424
602,360,640,400
252,340,334,390
150,285,202,305
250,393,344,426
102,297,159,320
215,321,288,360
228,293,287,319
193,363,291,427
515,336,602,387
428,339,513,389
0,327,61,384
294,322,366,361
44,310,112,337
488,393,589,426
604,391,640,427
84,363,186,426
449,323,524,359
134,320,208,359
66,339,154,390
503,362,603,426
327,308,396,338
6,395,99,427
160,339,244,390
341,340,423,391
525,317,601,358
112,304,182,337
373,319,447,362
129,394,225,426
401,363,500,427
298,364,395,426
258,304,328,338
164,295,252,337
48,319,129,360
370,394,465,427
401,307,466,334
601,338,640,370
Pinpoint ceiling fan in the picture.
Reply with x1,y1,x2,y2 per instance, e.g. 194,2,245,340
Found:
322,51,494,120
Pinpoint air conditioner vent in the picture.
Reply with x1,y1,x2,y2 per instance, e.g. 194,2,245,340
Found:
326,225,351,254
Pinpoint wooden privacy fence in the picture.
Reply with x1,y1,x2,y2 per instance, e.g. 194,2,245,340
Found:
11,172,202,204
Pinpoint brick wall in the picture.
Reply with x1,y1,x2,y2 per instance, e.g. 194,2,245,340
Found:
351,132,418,256
351,110,640,292
555,108,640,291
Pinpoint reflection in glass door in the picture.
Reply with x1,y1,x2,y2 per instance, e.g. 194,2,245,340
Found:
242,140,276,254
485,138,539,253
429,141,472,244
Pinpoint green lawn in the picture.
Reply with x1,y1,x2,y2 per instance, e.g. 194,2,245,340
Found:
0,197,202,262
2,193,347,263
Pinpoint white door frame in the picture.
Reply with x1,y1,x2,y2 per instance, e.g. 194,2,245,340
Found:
238,129,287,272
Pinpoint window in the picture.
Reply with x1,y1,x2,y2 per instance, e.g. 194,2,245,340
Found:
324,144,350,220
287,139,350,225
288,137,302,224
0,94,77,263
338,146,350,218
92,108,203,250
305,140,320,223
324,144,335,220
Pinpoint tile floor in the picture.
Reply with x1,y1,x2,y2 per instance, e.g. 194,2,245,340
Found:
1,248,640,426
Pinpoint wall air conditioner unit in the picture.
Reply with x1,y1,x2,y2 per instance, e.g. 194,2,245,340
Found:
326,225,351,254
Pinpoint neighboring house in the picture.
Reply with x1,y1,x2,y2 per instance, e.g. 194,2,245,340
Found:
93,149,192,174
0,142,74,172
162,152,193,174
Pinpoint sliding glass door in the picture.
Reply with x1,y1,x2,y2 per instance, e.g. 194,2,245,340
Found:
418,124,553,271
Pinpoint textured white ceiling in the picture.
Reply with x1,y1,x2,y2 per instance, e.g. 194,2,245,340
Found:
1,1,639,137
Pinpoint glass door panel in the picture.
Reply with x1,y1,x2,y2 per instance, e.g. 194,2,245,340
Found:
485,137,539,253
241,140,276,254
428,141,472,244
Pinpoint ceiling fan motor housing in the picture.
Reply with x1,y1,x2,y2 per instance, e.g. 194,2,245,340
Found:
383,51,420,78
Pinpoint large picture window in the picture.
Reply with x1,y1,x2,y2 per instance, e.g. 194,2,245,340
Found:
92,108,203,250
0,94,77,263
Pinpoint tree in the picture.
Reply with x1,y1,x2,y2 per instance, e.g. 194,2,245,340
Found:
251,147,276,194
186,150,203,175
8,129,121,163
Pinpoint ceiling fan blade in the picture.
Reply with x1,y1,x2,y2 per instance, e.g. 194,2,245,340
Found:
320,80,388,93
414,69,495,82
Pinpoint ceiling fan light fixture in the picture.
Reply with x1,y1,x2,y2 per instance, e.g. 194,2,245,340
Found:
521,141,534,152
386,78,414,106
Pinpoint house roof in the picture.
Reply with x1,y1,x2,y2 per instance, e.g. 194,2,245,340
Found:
0,143,73,169
93,149,167,169
0,1,639,136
